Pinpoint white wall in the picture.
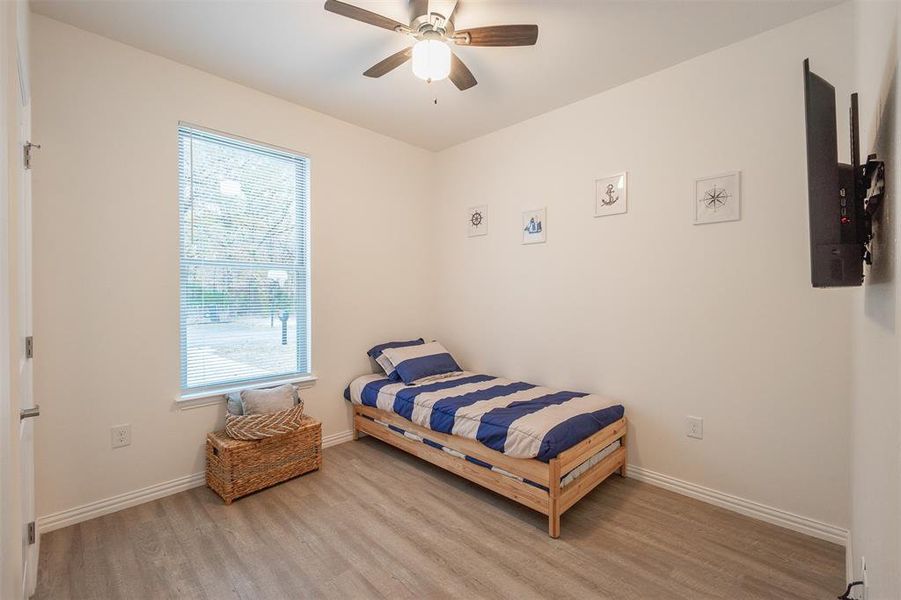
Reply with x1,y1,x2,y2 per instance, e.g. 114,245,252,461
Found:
30,15,435,519
849,1,900,597
32,4,901,581
430,4,857,532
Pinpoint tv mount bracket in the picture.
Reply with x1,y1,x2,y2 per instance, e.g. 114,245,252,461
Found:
861,154,885,265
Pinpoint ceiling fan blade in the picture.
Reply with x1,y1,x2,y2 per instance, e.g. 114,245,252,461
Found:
454,24,538,47
441,0,459,24
324,0,408,33
410,0,429,20
428,0,457,21
449,53,477,91
363,47,413,78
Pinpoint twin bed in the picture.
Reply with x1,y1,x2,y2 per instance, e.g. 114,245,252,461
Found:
345,369,627,538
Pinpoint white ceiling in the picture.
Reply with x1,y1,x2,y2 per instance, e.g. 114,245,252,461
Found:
31,0,838,151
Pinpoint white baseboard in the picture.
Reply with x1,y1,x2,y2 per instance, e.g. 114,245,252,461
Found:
627,464,848,546
38,436,846,548
323,429,354,447
37,471,207,534
37,428,356,535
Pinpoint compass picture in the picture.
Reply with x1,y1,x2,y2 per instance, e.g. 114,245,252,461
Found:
595,172,628,217
694,171,741,225
467,205,488,237
702,186,730,211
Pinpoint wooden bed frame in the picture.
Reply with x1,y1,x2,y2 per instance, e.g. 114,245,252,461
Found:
352,404,627,538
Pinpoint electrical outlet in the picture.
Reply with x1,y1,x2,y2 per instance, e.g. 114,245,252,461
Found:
111,424,131,449
686,416,703,439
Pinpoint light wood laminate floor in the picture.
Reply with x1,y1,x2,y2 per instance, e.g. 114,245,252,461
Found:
36,437,844,599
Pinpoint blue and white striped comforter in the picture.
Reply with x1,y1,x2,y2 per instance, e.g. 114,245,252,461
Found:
345,372,624,461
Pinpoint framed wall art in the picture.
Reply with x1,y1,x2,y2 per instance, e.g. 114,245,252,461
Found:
595,172,628,217
468,205,488,237
522,208,546,244
694,171,741,225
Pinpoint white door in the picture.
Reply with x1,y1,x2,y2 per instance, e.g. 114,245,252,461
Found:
0,2,34,597
14,4,37,596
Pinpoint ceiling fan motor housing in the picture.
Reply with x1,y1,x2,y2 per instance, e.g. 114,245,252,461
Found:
412,12,453,39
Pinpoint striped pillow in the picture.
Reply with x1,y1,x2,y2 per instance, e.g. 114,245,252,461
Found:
367,338,424,381
381,341,462,385
375,353,400,380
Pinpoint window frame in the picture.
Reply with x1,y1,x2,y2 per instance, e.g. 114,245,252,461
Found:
176,122,313,402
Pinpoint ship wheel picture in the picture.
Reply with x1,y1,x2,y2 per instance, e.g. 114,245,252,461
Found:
694,172,741,225
467,205,488,237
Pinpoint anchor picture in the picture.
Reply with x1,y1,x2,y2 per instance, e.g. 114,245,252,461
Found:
602,183,618,206
595,172,628,217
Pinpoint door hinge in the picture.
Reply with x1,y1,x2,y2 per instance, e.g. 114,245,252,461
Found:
25,336,33,359
23,142,40,170
27,521,35,545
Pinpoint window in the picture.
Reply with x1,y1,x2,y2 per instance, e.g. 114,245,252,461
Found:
178,125,310,394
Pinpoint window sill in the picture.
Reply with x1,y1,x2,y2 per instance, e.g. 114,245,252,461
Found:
175,374,318,411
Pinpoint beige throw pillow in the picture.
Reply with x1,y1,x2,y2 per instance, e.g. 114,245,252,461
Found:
240,384,297,415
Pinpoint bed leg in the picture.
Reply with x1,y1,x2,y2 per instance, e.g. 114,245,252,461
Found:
548,458,561,538
352,408,360,441
618,428,627,477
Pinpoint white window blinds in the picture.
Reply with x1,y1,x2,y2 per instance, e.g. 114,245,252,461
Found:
178,125,310,393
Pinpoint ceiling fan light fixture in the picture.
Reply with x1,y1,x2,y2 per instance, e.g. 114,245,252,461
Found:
325,0,539,91
411,39,451,82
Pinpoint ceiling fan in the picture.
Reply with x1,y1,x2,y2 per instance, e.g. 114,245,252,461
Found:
323,0,538,91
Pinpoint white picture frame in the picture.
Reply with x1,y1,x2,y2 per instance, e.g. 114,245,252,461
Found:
694,171,741,225
522,208,546,244
595,172,628,217
468,205,488,237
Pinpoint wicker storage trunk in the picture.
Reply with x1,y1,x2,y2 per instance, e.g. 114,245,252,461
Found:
206,416,321,504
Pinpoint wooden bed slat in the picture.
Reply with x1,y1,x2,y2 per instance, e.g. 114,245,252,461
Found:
355,415,551,514
557,417,626,474
355,403,550,486
558,446,626,514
